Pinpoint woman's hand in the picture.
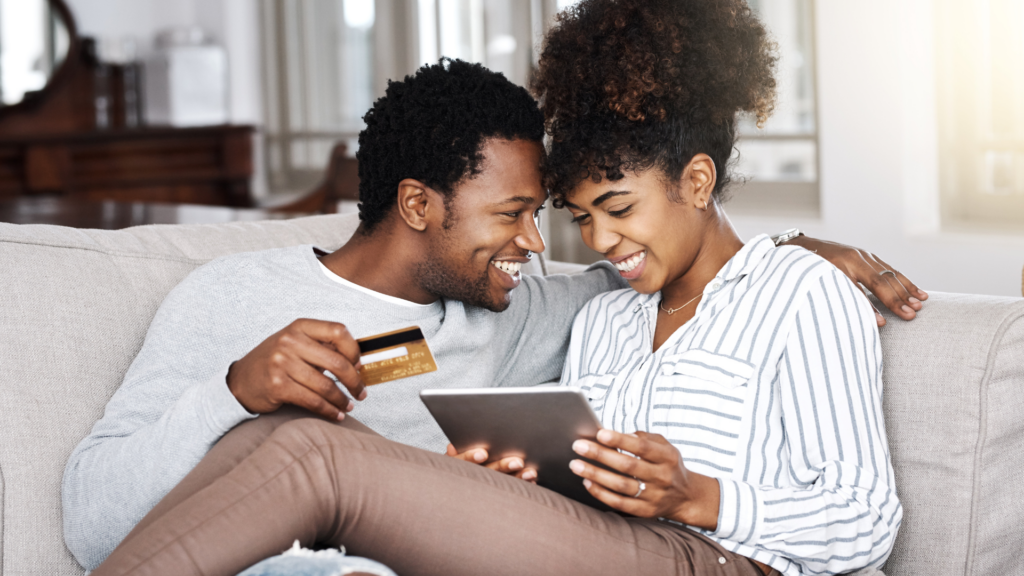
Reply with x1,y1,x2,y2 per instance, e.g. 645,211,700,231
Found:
785,235,928,327
444,444,538,483
569,429,721,530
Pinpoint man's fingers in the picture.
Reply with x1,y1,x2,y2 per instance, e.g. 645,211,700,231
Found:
856,283,886,327
281,377,346,421
296,319,364,373
866,269,917,321
288,360,354,414
295,333,366,401
876,257,928,304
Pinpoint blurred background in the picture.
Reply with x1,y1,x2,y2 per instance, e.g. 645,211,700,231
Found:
0,0,1022,296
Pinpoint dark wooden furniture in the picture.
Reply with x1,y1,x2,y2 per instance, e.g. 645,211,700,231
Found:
0,196,304,229
0,126,254,206
269,142,360,213
0,0,256,207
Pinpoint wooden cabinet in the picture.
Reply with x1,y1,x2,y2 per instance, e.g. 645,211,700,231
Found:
0,1,256,207
0,126,254,207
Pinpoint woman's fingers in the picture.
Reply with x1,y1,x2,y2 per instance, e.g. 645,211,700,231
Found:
571,461,647,515
443,446,532,479
570,458,640,497
446,445,489,464
486,456,526,474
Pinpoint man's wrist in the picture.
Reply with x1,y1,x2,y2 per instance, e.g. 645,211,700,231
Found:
770,228,803,246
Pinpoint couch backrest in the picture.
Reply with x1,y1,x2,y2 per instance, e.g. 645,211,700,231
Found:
0,216,1021,575
873,292,1024,576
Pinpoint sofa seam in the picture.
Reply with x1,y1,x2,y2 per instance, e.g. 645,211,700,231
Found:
0,237,211,265
1,460,5,575
963,304,1024,576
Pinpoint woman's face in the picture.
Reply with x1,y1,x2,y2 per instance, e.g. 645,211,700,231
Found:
564,167,708,295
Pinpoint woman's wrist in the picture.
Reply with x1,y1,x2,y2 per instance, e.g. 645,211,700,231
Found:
670,472,721,531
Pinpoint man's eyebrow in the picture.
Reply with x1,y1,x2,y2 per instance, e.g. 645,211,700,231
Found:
591,190,631,207
494,195,538,206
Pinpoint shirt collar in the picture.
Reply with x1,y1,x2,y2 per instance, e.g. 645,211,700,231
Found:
633,234,775,313
714,233,775,283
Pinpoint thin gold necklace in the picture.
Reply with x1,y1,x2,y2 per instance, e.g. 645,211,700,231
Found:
659,292,702,315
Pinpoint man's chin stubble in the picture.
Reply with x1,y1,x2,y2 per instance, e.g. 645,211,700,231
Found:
415,260,507,312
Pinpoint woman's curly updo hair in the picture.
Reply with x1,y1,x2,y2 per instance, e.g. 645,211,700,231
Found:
532,0,777,206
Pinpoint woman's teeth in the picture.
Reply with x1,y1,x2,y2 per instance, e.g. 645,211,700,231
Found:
492,260,522,276
614,251,646,273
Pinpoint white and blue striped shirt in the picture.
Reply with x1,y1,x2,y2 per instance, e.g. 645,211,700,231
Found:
558,235,902,576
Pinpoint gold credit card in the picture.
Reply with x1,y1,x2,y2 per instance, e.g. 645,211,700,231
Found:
356,326,437,386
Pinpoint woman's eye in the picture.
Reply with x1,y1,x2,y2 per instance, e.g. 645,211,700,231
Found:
569,213,590,224
608,205,633,218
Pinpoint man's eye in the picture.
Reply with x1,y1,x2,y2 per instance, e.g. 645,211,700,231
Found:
569,213,591,224
503,211,521,218
533,205,547,218
609,206,633,218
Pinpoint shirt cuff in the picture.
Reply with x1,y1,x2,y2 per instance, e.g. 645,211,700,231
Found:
197,364,258,437
712,477,762,545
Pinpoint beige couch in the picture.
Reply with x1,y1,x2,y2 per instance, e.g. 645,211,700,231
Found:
1,213,1022,576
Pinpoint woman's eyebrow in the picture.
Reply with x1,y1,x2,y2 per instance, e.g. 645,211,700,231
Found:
591,190,631,207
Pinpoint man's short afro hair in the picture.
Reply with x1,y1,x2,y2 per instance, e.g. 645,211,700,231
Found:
355,58,545,232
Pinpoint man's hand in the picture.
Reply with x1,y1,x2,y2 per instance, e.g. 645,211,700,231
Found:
227,319,367,421
445,444,538,482
785,236,929,326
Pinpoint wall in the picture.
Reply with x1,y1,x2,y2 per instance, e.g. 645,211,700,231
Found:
62,1,1024,296
726,0,1024,297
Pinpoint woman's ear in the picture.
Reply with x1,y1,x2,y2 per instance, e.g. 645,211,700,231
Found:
396,178,439,231
683,153,717,210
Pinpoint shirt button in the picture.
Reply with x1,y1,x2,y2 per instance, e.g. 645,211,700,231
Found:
718,557,727,564
711,282,722,291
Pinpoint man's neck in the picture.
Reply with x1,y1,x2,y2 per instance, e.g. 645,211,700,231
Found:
319,222,437,305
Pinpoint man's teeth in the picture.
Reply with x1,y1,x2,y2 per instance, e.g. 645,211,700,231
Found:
614,251,646,273
492,260,522,275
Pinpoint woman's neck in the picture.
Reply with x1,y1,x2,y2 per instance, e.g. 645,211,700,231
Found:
652,210,744,352
660,210,744,307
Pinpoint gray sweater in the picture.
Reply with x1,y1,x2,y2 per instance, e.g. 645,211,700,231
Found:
62,245,622,570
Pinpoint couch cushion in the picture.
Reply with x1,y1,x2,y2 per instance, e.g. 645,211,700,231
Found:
875,293,1024,576
0,213,556,575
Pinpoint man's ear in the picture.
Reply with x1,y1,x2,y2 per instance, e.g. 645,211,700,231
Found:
396,178,442,231
682,153,717,210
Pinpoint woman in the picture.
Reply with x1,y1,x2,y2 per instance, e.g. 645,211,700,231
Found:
92,2,899,575
534,2,901,574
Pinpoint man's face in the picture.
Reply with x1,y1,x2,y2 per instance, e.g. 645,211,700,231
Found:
417,138,547,312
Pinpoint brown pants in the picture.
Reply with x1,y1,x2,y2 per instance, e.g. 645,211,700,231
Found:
95,408,765,576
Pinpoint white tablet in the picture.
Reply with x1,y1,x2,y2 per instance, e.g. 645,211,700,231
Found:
419,387,613,511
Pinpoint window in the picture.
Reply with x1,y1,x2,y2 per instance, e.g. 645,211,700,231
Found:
729,0,820,217
260,0,383,192
936,0,1024,230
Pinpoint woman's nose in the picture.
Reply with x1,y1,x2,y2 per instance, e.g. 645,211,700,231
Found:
588,219,619,255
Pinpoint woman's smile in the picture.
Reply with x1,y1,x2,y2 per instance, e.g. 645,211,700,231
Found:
609,250,647,280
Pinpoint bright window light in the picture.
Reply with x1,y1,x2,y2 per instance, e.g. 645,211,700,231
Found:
343,0,375,30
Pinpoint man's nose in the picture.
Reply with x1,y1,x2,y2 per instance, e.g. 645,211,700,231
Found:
515,213,546,254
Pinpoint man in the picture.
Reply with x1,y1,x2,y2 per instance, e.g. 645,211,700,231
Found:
63,59,925,571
